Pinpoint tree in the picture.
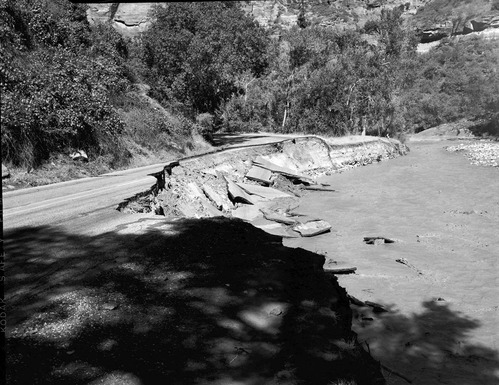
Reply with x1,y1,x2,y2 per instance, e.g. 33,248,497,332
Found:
141,2,269,116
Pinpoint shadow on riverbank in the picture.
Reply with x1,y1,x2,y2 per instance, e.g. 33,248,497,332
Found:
5,218,384,385
351,300,499,384
5,217,499,384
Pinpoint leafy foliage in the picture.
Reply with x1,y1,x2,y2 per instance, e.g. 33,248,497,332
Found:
220,8,417,138
0,0,130,168
401,37,499,132
141,2,269,116
2,0,498,173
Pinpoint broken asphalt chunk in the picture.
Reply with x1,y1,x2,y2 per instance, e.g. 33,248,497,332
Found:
363,237,395,245
202,183,230,211
323,266,357,274
293,220,332,237
236,182,293,200
224,176,256,205
260,209,298,225
253,156,315,185
245,165,273,185
302,185,337,192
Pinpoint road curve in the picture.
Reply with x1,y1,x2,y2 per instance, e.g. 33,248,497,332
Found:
2,134,302,232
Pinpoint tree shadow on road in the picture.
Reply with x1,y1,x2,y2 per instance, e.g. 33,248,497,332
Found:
211,133,279,147
5,217,383,385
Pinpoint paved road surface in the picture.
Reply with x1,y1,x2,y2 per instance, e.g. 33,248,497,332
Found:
2,134,299,232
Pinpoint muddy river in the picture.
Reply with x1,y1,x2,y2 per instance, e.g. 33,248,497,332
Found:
285,141,499,384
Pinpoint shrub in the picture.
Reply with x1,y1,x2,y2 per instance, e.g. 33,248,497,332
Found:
195,113,215,141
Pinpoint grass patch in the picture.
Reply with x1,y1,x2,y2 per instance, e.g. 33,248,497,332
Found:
2,154,113,189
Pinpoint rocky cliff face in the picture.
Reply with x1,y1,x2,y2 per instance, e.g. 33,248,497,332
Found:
86,1,499,43
86,2,162,38
240,0,431,30
419,12,499,42
412,0,499,42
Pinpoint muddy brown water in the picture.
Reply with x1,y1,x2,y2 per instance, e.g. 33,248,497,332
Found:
285,141,499,384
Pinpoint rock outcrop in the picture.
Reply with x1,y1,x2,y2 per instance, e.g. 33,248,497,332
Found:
86,2,161,38
419,13,499,43
86,1,499,45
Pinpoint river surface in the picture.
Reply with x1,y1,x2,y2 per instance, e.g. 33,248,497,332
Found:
285,141,499,384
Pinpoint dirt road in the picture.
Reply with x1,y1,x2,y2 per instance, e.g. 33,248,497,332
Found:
284,140,499,384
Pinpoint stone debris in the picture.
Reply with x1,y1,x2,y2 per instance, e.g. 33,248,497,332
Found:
446,142,499,167
292,220,332,237
245,165,272,185
69,149,88,162
2,163,10,179
364,237,395,245
117,136,408,238
395,258,423,276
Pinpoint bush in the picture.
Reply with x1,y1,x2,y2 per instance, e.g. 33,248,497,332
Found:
195,113,215,141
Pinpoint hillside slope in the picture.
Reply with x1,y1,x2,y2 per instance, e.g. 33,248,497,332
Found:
0,0,212,188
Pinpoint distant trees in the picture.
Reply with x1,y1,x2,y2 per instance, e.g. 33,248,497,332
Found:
220,7,418,138
401,37,499,132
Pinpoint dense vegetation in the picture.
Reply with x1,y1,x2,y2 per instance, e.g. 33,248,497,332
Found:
1,0,498,173
220,8,418,136
141,2,268,116
403,37,499,132
0,0,132,168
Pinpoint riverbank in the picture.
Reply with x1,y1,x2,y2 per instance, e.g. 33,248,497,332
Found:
6,217,386,385
6,134,408,385
118,135,407,222
284,141,499,384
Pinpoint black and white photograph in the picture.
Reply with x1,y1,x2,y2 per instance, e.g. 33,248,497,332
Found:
2,1,498,384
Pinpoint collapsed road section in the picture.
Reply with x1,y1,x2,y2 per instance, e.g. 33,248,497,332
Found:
112,135,408,384
118,135,408,238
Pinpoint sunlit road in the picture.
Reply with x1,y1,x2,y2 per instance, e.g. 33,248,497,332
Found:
2,133,300,232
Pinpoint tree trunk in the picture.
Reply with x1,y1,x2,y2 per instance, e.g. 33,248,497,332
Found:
282,104,288,129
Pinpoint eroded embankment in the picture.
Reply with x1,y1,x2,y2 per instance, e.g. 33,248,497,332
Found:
118,136,408,231
112,135,408,384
